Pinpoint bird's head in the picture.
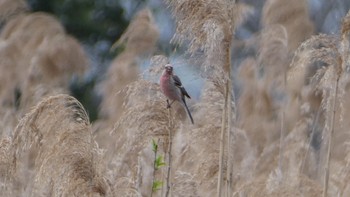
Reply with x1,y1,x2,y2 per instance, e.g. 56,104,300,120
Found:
164,64,173,75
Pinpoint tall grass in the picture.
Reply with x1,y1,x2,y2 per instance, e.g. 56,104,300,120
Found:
1,95,107,196
98,8,159,122
1,1,350,197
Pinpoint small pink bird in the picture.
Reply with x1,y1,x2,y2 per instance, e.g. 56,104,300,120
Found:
160,64,194,124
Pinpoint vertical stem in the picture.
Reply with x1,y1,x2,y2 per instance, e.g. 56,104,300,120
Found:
278,71,287,184
323,76,339,197
165,108,173,197
226,47,233,197
217,82,228,197
151,139,159,197
300,107,321,176
278,109,285,181
90,130,94,197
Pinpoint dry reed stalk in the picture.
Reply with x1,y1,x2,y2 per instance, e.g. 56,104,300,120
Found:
172,171,199,196
171,82,231,196
0,137,13,196
7,94,107,196
299,107,321,177
0,107,18,138
234,32,346,194
282,10,350,195
165,1,238,196
0,12,87,112
218,82,228,197
323,75,339,197
286,34,339,132
18,34,88,111
0,0,28,23
278,99,285,183
1,13,66,55
0,40,23,107
99,8,159,122
109,60,176,196
286,34,342,191
98,51,139,121
246,19,290,177
237,58,277,154
278,71,288,184
165,107,174,197
262,0,314,52
258,24,289,86
323,10,350,197
232,116,321,196
232,174,322,197
111,8,159,56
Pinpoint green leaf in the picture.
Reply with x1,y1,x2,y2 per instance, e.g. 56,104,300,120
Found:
152,139,158,152
152,180,163,191
155,155,166,170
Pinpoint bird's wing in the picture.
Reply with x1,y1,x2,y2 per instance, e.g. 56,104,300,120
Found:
172,75,182,87
173,74,191,99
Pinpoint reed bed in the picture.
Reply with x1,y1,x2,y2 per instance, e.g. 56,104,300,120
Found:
1,0,350,196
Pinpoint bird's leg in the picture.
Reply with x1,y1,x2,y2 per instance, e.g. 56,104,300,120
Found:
166,100,175,109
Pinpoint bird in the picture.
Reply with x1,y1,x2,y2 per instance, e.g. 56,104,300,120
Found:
160,64,194,124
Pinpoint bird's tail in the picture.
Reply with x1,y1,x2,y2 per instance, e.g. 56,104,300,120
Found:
182,98,194,124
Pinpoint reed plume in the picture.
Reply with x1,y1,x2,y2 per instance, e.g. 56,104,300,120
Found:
0,12,87,112
258,24,289,85
262,0,314,52
94,11,160,195
105,57,177,196
20,33,88,110
171,82,225,197
0,0,27,24
237,58,278,154
5,94,107,196
1,1,350,197
166,1,241,195
99,8,159,122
